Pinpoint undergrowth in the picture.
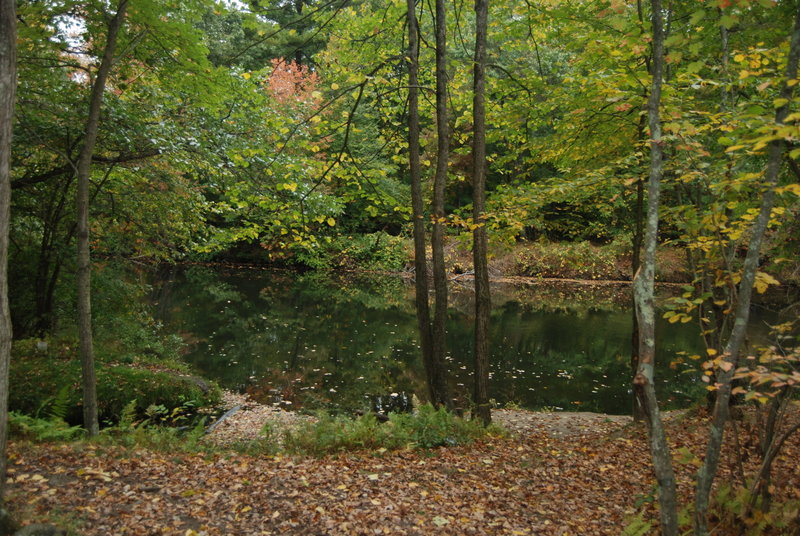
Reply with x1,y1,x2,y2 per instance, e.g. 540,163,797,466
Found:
281,404,504,456
8,413,84,443
9,400,502,460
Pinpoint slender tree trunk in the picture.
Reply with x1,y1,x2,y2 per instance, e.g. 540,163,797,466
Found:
0,0,16,505
632,1,678,534
430,0,451,409
693,8,800,533
471,0,490,426
631,115,646,422
406,0,439,406
76,0,128,436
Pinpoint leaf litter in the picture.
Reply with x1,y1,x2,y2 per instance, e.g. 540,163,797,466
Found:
6,404,799,535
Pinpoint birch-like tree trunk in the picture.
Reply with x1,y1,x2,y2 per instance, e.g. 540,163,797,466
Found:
693,7,800,534
0,0,17,504
471,0,491,425
76,0,128,436
632,0,678,533
406,0,438,406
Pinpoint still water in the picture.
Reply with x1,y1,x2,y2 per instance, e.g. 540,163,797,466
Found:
150,266,780,415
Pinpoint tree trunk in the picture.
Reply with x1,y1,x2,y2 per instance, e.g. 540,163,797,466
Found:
631,117,645,422
632,1,678,534
471,0,491,426
693,7,800,533
430,0,451,409
0,0,16,504
76,0,128,437
406,0,438,406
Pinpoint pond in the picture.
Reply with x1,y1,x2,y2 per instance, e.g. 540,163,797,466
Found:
150,266,785,415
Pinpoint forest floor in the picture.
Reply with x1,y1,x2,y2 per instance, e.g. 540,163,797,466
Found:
6,402,800,536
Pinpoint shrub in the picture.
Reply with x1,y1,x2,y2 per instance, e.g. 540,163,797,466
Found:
98,406,210,453
282,405,496,456
295,232,408,272
9,350,221,427
8,413,84,442
515,240,626,280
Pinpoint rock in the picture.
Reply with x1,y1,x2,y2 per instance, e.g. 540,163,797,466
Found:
13,524,66,536
187,375,211,394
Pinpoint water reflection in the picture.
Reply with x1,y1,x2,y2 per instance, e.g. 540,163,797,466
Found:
151,267,777,414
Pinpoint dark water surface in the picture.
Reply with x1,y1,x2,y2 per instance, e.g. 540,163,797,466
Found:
151,266,784,414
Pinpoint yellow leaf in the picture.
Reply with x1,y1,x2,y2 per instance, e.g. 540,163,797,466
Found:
754,271,780,294
778,183,800,196
331,83,340,90
242,72,251,80
326,217,336,227
706,348,718,356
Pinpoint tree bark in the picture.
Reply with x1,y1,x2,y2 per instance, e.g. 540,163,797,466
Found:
632,1,678,534
430,0,451,409
406,0,439,406
631,116,646,422
471,0,491,426
76,0,128,437
0,0,17,503
693,7,800,534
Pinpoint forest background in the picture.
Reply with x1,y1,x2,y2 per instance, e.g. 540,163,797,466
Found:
0,0,799,534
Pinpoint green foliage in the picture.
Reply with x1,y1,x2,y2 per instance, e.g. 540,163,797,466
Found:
710,483,800,535
296,232,409,272
621,513,653,536
282,405,496,456
8,412,84,443
44,385,72,422
8,348,220,427
515,240,627,280
99,412,210,453
390,405,498,449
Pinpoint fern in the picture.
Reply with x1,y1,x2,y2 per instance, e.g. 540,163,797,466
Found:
48,385,71,422
621,514,653,536
117,399,139,429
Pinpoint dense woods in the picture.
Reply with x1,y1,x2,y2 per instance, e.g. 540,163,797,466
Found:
0,0,799,533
